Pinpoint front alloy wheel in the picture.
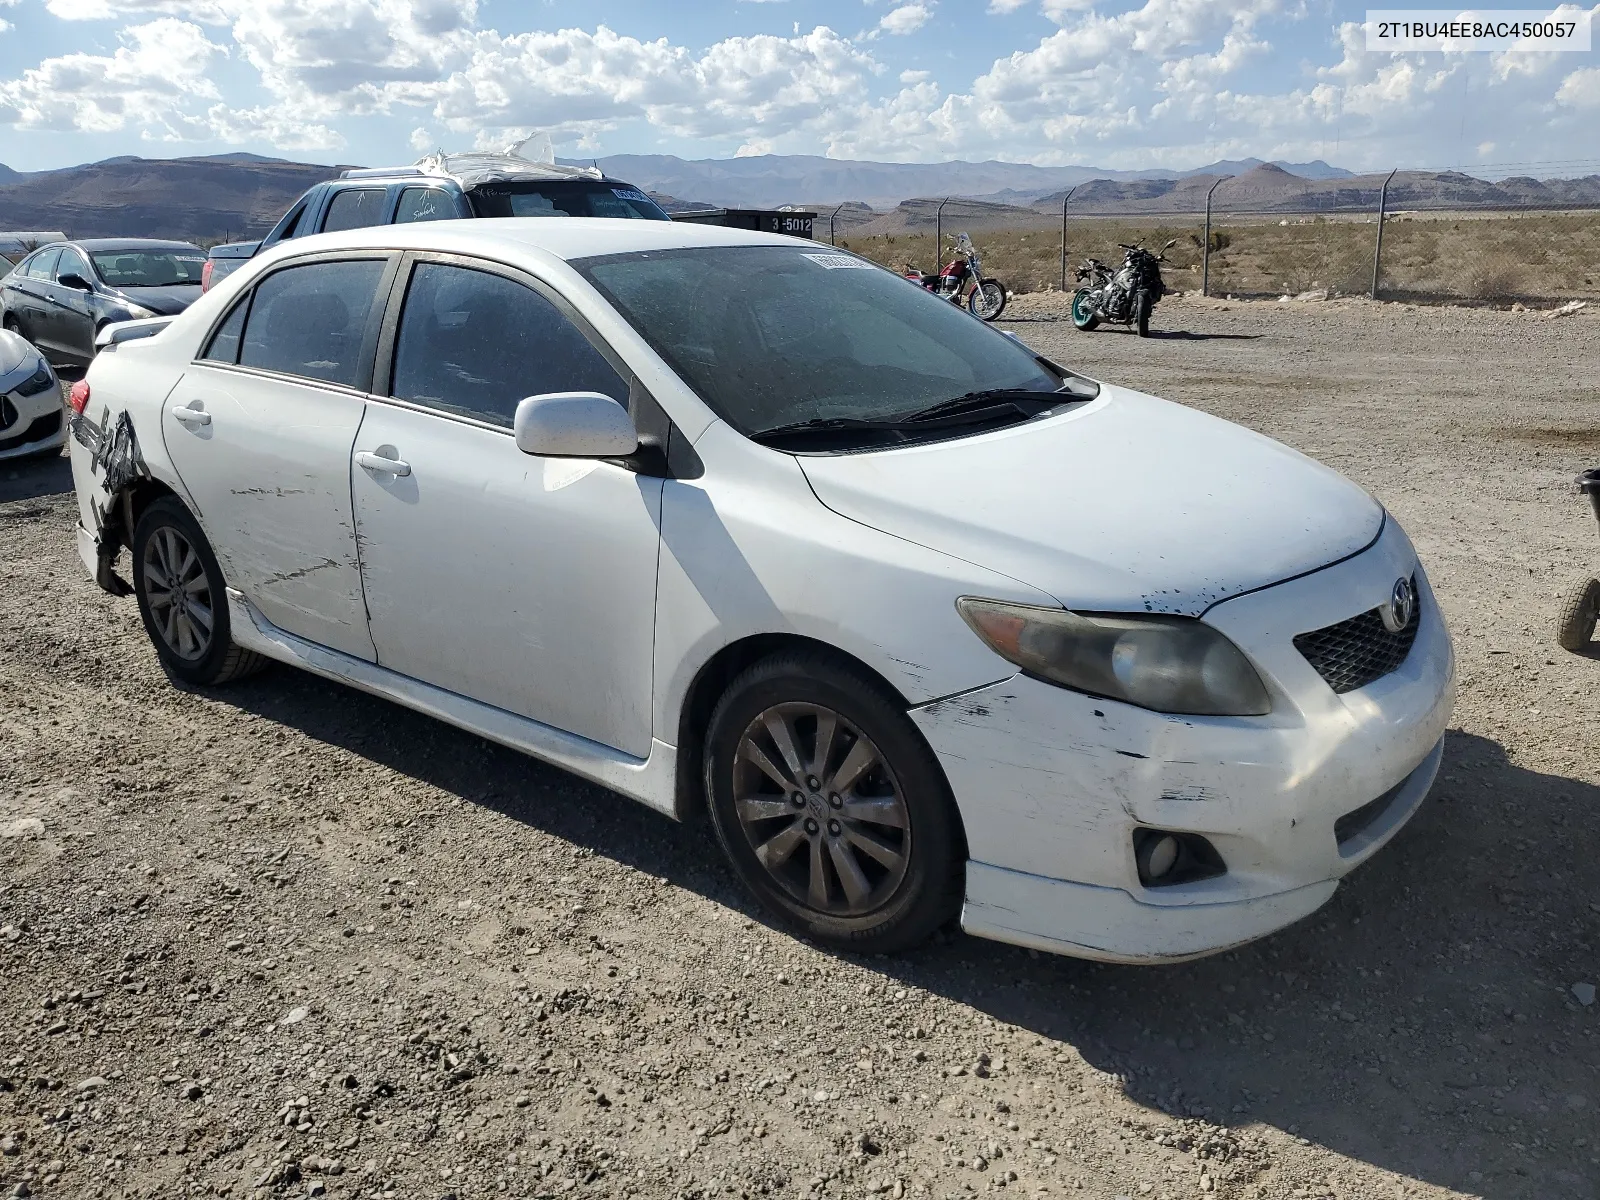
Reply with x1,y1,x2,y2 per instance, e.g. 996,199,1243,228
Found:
704,652,963,953
731,702,911,916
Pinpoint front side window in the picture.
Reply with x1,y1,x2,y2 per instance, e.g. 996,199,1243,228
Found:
89,250,203,287
238,259,386,387
54,248,92,284
389,262,626,428
577,246,1060,440
467,182,669,221
322,189,388,233
26,249,61,281
395,187,455,224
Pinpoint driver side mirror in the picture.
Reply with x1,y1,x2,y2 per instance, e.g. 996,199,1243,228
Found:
514,392,638,458
1162,239,1178,250
58,272,93,291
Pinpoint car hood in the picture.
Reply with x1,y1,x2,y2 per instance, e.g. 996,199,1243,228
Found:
796,384,1385,617
114,284,201,315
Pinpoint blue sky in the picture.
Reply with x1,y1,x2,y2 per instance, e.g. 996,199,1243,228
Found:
0,1,1593,173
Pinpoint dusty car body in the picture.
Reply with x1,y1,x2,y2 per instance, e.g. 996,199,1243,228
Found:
68,218,1454,963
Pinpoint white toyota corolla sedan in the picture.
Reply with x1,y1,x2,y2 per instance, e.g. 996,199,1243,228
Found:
67,219,1454,963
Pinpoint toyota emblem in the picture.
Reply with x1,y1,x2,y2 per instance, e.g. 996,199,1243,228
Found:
1380,576,1416,634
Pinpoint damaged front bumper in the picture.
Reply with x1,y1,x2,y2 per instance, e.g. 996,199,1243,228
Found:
912,519,1455,964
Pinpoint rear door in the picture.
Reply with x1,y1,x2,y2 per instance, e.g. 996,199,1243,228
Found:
9,248,59,351
161,253,395,660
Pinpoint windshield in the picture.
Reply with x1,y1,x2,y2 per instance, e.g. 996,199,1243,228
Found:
468,182,670,221
91,250,204,288
576,246,1059,438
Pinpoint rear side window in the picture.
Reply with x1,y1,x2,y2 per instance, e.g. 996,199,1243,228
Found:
239,259,386,387
395,187,454,224
322,189,388,233
201,295,249,363
27,249,60,280
389,262,626,428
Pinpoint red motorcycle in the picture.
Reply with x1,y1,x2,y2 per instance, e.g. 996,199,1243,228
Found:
902,232,1007,321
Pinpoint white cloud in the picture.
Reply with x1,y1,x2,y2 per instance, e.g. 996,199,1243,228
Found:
1555,65,1600,108
986,0,1029,12
878,3,930,35
0,19,225,137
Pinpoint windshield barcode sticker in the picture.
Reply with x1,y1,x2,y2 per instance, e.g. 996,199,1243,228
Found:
802,253,872,270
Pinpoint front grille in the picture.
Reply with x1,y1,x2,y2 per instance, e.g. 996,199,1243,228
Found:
1294,586,1420,694
0,408,61,453
0,395,15,431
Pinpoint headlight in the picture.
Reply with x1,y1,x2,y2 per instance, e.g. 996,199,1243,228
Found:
957,597,1271,716
13,361,55,396
121,302,158,320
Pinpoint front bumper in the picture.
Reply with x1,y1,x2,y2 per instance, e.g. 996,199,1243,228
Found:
0,407,64,459
912,517,1455,964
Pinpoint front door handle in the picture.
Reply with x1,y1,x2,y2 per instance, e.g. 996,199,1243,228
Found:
355,450,411,477
170,404,211,426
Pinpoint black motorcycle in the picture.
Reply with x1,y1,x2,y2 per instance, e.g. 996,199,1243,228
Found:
1071,239,1176,338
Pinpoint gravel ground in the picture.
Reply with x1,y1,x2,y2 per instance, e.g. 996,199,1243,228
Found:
2,295,1597,1200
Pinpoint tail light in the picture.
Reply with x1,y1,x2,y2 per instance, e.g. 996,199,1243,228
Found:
201,259,214,292
68,379,90,414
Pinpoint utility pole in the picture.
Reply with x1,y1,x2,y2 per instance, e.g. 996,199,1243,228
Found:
934,197,949,272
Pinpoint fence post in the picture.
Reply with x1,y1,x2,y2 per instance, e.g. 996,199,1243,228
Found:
934,197,949,272
1371,168,1397,301
830,203,843,246
1058,186,1077,292
1202,175,1230,297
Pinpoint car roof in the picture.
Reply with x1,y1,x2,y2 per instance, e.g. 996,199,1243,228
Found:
263,217,816,265
71,238,203,254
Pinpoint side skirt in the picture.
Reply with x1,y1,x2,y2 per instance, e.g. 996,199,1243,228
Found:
226,588,680,818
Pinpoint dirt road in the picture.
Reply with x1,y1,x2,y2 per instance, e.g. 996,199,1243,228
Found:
2,295,1597,1200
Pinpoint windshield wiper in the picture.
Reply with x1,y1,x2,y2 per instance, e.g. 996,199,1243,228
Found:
893,388,1070,424
748,416,914,444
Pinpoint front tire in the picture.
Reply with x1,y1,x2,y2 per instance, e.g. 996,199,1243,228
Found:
1070,288,1100,331
131,496,265,686
968,279,1007,321
1555,575,1600,651
1134,290,1153,337
703,652,963,954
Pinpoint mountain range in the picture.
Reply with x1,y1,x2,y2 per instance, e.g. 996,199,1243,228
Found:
0,152,1592,245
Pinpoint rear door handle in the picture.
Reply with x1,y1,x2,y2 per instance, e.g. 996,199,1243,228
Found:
355,450,411,477
170,404,211,426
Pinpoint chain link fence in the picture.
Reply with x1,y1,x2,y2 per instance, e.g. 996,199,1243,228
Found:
1054,198,1600,306
832,185,1600,308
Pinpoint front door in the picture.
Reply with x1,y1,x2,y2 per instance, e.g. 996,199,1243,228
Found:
162,255,393,661
351,257,663,756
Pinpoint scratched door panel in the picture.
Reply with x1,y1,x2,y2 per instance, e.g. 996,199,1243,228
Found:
161,365,376,661
351,401,664,757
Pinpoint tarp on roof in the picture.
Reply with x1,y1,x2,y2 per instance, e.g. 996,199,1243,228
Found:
413,136,602,191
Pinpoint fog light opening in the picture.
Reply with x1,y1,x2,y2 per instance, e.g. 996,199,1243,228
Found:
1133,828,1226,888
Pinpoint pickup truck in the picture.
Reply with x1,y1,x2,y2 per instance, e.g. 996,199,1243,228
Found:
203,148,670,291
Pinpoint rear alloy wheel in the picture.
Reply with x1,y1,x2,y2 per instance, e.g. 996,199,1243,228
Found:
704,652,963,953
131,496,265,686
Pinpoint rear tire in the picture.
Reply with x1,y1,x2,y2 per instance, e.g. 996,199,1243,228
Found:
1555,575,1600,651
131,496,266,686
1135,290,1153,337
1070,288,1100,331
703,651,964,954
